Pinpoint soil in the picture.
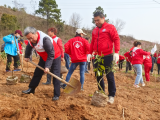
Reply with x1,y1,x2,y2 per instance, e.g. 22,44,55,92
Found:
0,58,160,120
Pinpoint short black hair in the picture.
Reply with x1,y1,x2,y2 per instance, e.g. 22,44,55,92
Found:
135,41,141,47
94,11,105,18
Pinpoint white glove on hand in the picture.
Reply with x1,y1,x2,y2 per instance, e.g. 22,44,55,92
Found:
87,54,92,62
17,51,20,54
113,53,119,64
11,41,14,44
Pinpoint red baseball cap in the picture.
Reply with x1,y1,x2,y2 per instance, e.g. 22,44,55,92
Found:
15,30,23,37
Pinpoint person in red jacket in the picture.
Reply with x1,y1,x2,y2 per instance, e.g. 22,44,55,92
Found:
124,51,132,73
143,53,152,82
118,55,125,70
90,12,120,104
43,27,64,85
130,41,138,52
22,27,61,101
157,52,160,75
154,52,158,60
132,42,150,88
61,29,90,90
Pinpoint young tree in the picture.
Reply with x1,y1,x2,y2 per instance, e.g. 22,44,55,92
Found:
92,6,109,24
35,0,62,30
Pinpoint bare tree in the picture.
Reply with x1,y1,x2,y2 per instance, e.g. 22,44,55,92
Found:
69,13,82,30
30,0,37,16
109,19,125,34
12,0,25,10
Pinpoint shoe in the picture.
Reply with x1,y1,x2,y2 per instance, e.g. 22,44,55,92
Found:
52,96,59,101
22,88,35,94
142,83,145,87
133,84,140,88
60,84,66,89
108,96,114,104
6,70,11,72
85,71,89,73
42,82,51,85
13,68,21,71
81,88,84,91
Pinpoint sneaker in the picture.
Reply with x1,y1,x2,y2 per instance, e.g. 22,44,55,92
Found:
13,68,21,71
6,70,11,72
108,96,114,104
142,83,145,87
133,84,140,88
60,84,66,89
52,96,59,101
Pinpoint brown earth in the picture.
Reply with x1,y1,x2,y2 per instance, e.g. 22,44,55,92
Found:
0,58,160,120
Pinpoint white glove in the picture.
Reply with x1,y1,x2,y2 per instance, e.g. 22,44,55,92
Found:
87,54,92,62
113,53,119,64
17,51,20,54
11,41,14,44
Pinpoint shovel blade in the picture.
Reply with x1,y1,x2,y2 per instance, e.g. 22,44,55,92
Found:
63,77,81,95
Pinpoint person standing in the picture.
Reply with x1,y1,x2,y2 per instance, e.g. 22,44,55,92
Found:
124,51,132,73
132,42,150,88
150,54,156,75
43,27,64,85
3,30,23,72
90,12,120,104
118,55,125,71
22,27,61,101
143,54,152,82
85,37,91,73
61,29,90,91
157,52,160,75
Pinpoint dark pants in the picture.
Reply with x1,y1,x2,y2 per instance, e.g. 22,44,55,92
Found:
119,60,124,70
29,56,61,97
64,53,70,70
157,63,160,75
88,62,91,70
6,54,20,70
95,55,116,97
126,61,132,73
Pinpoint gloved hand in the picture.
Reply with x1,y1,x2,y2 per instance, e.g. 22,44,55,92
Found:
11,41,14,44
17,51,20,54
113,53,119,64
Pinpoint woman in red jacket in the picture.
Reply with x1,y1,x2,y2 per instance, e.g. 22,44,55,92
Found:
62,29,90,90
143,53,152,82
132,42,150,88
124,51,132,73
157,52,160,75
118,55,125,70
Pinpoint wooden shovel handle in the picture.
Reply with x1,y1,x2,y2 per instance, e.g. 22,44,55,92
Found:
28,61,75,88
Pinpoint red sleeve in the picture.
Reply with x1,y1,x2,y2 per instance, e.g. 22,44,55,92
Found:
18,43,22,54
24,40,28,45
85,40,90,54
140,49,150,56
124,52,128,57
64,40,71,55
110,25,120,53
89,31,95,54
57,38,64,58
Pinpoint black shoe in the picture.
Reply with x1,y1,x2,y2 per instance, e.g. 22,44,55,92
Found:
42,82,51,85
52,96,59,101
60,84,66,89
22,88,35,94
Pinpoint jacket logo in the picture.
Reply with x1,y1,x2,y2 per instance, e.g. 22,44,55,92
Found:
75,43,80,48
102,29,106,32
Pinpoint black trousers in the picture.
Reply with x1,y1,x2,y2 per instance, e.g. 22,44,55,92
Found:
29,56,61,97
95,55,116,97
88,62,91,70
126,61,132,72
6,54,20,70
157,63,160,75
119,60,124,70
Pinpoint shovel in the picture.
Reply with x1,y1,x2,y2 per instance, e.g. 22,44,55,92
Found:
29,60,81,95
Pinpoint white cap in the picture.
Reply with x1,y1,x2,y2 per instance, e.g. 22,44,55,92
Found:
76,29,87,35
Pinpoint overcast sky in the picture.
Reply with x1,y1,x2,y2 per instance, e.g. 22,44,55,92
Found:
1,0,160,43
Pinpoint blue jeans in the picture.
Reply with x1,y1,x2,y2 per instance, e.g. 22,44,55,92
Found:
85,62,88,72
65,62,86,88
133,64,144,85
64,53,70,70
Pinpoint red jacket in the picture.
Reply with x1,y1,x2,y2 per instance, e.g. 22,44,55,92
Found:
90,22,120,56
143,55,152,67
157,54,160,64
130,47,134,52
119,55,125,60
24,40,29,45
124,52,132,62
52,36,64,58
132,47,150,65
64,36,90,63
18,43,22,54
154,53,157,58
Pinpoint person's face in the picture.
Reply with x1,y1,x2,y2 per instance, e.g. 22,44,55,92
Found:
94,16,105,28
80,33,84,38
137,45,141,48
26,33,38,44
48,31,55,37
15,33,20,38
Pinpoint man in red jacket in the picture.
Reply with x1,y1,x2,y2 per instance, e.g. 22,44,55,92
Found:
90,12,120,104
22,27,61,101
118,55,125,71
43,27,64,85
124,51,132,73
61,29,90,91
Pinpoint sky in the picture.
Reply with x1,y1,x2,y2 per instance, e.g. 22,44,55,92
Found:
0,0,160,43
